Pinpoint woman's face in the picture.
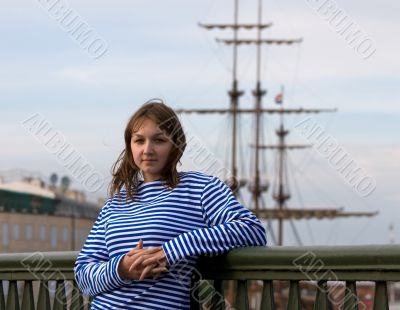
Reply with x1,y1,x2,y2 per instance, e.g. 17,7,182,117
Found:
131,118,173,182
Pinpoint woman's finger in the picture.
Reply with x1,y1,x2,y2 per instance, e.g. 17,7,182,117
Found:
127,247,160,260
128,255,144,273
126,249,141,256
139,264,154,281
152,267,168,275
142,255,160,267
126,252,141,264
126,240,144,256
142,250,166,267
152,267,168,280
142,246,162,254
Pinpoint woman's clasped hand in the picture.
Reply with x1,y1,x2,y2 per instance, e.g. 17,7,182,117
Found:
118,240,168,281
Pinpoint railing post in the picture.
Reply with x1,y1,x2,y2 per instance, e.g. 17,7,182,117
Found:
53,280,66,310
344,281,358,310
210,279,225,310
70,281,84,310
287,281,301,310
235,280,249,310
21,280,34,310
0,282,5,310
373,281,388,310
6,281,20,310
260,280,275,310
199,280,212,308
313,281,328,310
37,281,51,310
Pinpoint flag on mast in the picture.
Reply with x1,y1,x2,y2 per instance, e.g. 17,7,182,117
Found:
275,92,283,104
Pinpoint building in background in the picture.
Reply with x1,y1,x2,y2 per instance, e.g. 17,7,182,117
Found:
0,175,102,253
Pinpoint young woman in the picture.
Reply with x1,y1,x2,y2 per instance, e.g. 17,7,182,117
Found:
74,99,267,309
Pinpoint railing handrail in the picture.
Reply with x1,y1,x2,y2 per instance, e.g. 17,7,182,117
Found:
1,244,399,269
198,244,400,270
0,245,399,309
1,245,400,280
194,245,400,282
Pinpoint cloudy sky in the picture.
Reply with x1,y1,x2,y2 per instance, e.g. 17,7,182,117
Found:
1,0,399,246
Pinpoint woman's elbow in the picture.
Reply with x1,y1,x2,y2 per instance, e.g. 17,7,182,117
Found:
74,267,97,297
253,223,267,246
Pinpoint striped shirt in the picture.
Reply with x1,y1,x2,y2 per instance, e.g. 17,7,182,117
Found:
74,171,267,309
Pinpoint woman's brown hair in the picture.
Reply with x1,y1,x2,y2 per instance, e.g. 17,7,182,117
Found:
109,99,186,200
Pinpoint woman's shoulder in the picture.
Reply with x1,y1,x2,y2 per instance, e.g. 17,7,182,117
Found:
101,187,129,210
178,171,217,185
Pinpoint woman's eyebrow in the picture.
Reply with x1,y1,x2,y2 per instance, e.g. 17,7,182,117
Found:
132,133,165,138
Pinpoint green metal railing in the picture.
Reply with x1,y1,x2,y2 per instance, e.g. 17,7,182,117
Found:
0,245,399,309
0,251,84,310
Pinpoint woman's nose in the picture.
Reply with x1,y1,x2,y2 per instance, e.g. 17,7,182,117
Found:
143,141,154,154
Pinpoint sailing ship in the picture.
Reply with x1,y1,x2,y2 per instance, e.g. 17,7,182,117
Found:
175,0,376,247
174,1,380,308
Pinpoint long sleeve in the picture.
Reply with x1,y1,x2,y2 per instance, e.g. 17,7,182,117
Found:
162,176,267,266
74,202,130,296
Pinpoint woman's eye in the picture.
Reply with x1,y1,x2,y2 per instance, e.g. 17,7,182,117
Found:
132,137,166,144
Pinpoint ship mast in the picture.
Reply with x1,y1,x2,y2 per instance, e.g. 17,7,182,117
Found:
256,86,377,245
197,0,251,196
195,0,300,203
229,0,241,194
177,0,378,246
252,0,266,213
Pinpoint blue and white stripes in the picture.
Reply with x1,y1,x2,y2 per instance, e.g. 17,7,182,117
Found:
75,171,267,309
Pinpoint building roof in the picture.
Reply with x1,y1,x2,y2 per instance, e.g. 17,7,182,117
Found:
0,181,55,199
